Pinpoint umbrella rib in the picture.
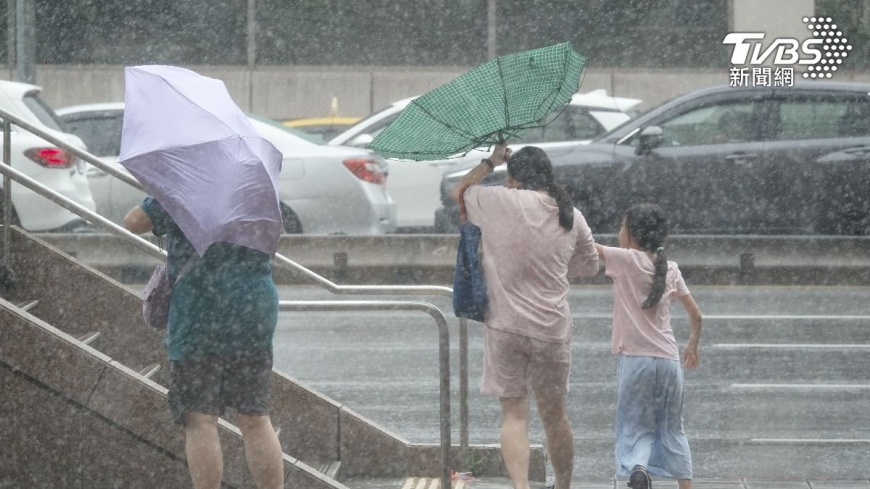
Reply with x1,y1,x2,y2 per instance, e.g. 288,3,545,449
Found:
407,99,482,143
529,44,583,134
150,70,248,139
496,54,508,143
534,45,572,121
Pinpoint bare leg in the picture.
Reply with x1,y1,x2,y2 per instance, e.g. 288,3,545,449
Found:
535,390,573,489
185,412,223,489
678,479,692,489
237,414,285,489
500,396,531,489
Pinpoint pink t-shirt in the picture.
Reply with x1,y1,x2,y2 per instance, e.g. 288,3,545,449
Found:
601,247,690,360
463,185,599,343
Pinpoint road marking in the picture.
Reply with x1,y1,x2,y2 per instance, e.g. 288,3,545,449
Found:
573,314,870,320
731,383,870,390
716,344,870,349
704,315,870,320
751,438,870,444
403,477,464,489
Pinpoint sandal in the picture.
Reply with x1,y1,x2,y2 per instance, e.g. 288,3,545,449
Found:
627,465,651,489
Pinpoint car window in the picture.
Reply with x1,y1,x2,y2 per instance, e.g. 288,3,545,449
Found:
517,107,603,143
23,93,64,131
247,113,323,144
362,113,400,140
654,102,761,147
62,114,123,157
770,96,870,140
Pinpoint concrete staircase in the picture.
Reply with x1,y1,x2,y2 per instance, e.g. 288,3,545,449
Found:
0,226,533,488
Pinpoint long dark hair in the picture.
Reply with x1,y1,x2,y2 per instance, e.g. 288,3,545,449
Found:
506,146,574,230
623,204,669,309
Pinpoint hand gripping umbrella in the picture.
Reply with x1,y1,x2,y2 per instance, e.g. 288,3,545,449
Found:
119,65,284,256
369,42,587,160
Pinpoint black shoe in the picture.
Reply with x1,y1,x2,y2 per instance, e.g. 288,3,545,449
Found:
540,485,554,489
627,465,651,489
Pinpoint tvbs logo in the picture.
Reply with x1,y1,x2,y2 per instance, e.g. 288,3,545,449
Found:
723,17,851,79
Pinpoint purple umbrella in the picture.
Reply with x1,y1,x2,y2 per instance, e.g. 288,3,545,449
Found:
119,65,283,256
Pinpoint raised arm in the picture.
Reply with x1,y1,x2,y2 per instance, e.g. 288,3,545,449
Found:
449,142,511,204
679,293,703,368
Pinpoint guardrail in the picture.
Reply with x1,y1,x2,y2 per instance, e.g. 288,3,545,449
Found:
0,107,467,488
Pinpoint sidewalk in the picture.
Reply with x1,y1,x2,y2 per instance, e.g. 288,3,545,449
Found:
349,477,870,489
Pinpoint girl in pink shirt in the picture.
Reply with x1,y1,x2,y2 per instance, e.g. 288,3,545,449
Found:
594,204,702,489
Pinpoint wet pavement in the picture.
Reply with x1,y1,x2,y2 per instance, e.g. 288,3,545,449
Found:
273,285,870,484
347,476,870,488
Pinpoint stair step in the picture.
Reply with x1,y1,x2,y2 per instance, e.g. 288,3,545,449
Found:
139,363,161,379
401,476,475,489
318,461,341,479
77,331,101,346
16,300,39,312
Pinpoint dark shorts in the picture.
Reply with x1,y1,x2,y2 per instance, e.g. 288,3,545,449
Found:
169,349,273,425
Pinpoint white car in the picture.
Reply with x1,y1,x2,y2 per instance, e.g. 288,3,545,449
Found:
0,80,95,231
329,89,642,231
56,103,397,235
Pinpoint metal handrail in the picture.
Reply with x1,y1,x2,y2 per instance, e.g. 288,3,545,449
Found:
280,300,451,486
0,107,469,487
0,105,472,458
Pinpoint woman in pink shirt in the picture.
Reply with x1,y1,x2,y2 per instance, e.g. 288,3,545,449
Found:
451,143,599,489
594,204,702,489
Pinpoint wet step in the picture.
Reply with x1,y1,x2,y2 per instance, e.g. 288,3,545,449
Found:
16,299,39,312
138,363,161,380
77,331,101,346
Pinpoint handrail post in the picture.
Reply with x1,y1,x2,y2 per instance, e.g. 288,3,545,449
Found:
280,300,452,489
459,317,469,465
2,119,11,265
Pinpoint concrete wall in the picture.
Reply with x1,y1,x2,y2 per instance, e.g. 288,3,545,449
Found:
731,0,815,37
31,232,870,287
11,64,870,121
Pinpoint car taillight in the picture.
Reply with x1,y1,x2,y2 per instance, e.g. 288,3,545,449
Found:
343,158,385,185
24,147,76,169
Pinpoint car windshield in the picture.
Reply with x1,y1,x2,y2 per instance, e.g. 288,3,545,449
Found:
62,112,123,157
247,113,323,144
23,93,65,131
515,106,606,143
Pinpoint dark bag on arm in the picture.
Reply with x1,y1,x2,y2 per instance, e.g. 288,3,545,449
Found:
453,221,488,322
142,255,196,330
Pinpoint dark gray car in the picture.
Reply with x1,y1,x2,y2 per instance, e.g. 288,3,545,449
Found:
435,82,870,235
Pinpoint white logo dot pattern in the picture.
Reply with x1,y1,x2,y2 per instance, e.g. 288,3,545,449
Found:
802,16,851,79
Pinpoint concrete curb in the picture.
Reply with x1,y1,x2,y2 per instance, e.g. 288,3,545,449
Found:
34,233,870,286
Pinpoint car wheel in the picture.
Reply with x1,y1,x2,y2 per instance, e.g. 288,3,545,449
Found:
281,204,303,234
0,191,21,227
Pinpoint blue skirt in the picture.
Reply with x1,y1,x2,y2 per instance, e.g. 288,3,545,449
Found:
615,354,693,480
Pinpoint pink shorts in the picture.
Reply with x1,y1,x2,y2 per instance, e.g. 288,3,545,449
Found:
481,326,572,398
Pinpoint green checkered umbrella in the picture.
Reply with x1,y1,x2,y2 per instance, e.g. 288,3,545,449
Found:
369,42,587,161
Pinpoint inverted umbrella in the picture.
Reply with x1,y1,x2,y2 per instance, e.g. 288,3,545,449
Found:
369,42,587,160
119,65,283,257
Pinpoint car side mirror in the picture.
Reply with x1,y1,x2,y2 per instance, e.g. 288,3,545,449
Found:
635,126,663,155
349,134,374,148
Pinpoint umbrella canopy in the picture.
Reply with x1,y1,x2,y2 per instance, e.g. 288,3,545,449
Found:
119,65,283,257
369,42,587,160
